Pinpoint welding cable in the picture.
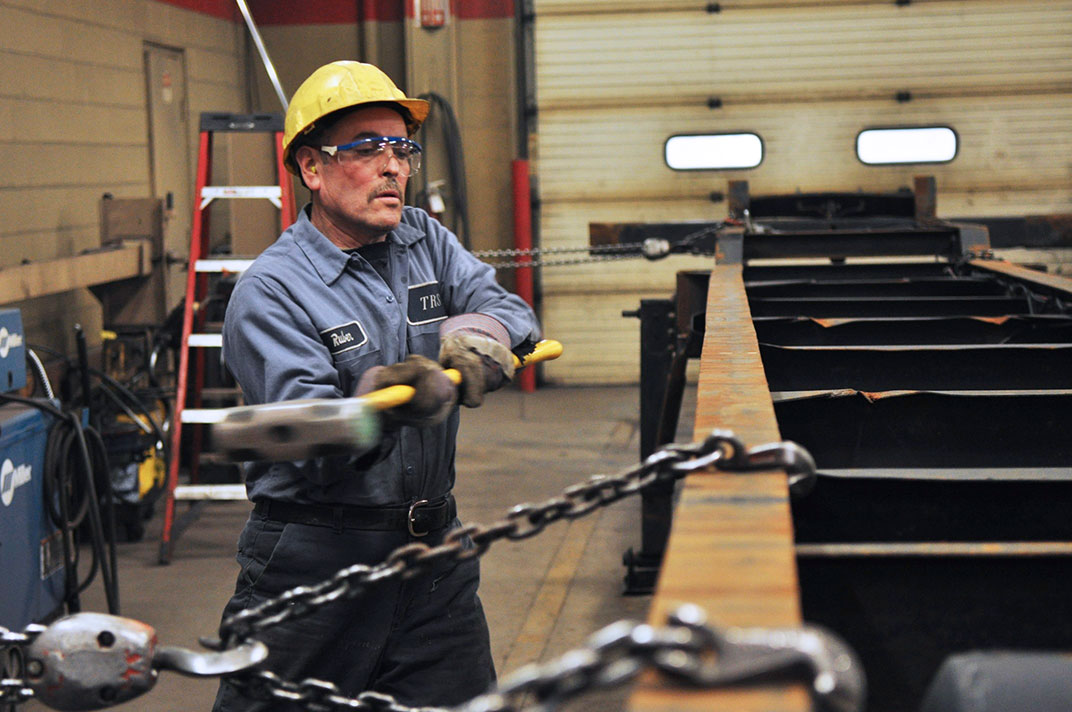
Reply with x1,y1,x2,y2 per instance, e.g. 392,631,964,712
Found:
417,91,470,250
28,342,169,458
26,348,56,399
0,392,120,615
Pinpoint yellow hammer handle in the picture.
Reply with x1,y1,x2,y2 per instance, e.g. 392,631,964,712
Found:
362,339,562,412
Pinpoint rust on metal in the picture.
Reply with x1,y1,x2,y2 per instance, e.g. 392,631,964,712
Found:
970,259,1072,297
914,176,937,220
588,221,625,247
630,265,807,712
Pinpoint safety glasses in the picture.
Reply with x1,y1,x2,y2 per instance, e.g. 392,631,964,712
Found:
320,136,422,176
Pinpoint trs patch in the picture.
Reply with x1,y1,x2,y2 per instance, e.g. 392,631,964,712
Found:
319,320,369,356
407,281,447,326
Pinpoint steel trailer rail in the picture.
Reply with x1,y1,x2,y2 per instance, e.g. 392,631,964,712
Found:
626,186,1072,712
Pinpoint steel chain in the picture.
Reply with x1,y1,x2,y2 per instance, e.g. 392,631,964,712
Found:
472,244,646,270
218,430,798,648
225,616,710,712
470,225,725,269
0,431,817,711
220,601,859,712
217,435,728,646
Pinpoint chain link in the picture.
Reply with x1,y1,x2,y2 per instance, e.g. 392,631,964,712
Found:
217,436,724,646
228,617,710,712
1,624,46,706
217,430,795,649
471,244,647,270
218,600,863,712
223,618,707,712
470,225,726,269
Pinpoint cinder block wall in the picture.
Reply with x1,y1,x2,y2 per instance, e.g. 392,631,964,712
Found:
0,0,247,356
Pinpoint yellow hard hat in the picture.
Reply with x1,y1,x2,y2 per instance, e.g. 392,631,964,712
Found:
283,61,430,174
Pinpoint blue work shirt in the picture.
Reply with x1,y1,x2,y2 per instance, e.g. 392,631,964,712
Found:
222,206,540,507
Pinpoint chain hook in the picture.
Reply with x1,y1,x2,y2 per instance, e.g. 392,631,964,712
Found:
665,605,865,712
667,430,817,496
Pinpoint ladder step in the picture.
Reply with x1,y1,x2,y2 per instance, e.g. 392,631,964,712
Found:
188,333,222,348
173,484,248,501
181,408,229,424
200,185,282,210
196,258,255,274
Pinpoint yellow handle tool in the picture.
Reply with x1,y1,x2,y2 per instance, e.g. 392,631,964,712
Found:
362,338,563,411
211,339,562,462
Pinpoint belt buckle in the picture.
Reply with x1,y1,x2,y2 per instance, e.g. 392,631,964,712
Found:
408,499,430,537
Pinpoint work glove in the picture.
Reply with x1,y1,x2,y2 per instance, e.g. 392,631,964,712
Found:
438,314,516,408
355,354,457,428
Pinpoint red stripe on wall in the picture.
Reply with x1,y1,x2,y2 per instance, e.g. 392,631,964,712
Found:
362,0,405,22
404,1,514,20
155,0,510,24
249,0,362,24
454,0,514,20
154,0,236,21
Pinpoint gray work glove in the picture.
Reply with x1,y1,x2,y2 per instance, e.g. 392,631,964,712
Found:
438,314,516,408
355,354,457,428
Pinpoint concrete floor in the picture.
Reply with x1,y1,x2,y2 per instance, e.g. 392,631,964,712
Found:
49,383,695,711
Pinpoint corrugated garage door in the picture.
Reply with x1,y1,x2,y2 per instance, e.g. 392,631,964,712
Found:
532,0,1072,383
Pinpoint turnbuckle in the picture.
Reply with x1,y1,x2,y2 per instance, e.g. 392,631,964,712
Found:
22,612,267,710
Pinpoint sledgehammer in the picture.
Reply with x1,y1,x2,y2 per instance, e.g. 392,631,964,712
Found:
208,339,562,463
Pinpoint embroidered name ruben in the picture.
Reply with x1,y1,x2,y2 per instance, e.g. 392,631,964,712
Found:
319,320,369,356
407,281,447,326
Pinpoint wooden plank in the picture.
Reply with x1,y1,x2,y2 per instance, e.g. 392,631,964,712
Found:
630,265,807,711
0,243,148,304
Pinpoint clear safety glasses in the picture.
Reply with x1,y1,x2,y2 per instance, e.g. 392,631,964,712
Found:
320,136,423,176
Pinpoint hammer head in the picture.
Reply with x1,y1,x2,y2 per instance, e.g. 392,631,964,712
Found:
210,397,381,462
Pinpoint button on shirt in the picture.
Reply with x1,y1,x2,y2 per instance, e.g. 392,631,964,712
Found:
222,206,540,507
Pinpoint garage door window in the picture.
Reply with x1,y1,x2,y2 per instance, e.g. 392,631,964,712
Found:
857,126,958,165
664,133,764,171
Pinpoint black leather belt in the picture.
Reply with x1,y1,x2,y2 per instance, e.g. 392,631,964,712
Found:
253,495,456,537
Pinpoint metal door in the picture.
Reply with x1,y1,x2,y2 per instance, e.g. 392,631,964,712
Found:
144,44,191,312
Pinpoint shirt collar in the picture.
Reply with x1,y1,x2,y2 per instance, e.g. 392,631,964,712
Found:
292,206,424,285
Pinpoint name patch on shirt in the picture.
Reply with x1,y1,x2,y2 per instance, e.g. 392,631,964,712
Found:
319,320,369,356
407,281,447,326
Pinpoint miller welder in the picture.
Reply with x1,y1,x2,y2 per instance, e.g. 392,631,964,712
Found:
0,309,66,630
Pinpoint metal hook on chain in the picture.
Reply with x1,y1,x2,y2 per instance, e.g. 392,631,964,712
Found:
662,604,866,712
11,612,266,711
665,429,817,496
455,605,864,712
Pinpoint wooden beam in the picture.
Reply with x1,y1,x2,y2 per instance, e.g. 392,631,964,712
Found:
630,265,808,711
0,242,150,304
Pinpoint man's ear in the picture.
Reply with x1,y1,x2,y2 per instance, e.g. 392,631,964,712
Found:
295,146,322,189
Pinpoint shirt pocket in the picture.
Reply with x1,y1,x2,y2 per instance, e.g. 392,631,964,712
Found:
406,280,448,359
319,318,381,394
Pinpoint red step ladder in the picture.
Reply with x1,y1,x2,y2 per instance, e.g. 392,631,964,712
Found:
159,112,296,564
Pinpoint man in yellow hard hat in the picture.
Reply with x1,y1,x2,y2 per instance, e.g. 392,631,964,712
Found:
212,61,540,711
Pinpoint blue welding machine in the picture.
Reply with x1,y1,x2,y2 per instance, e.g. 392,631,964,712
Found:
0,309,67,628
